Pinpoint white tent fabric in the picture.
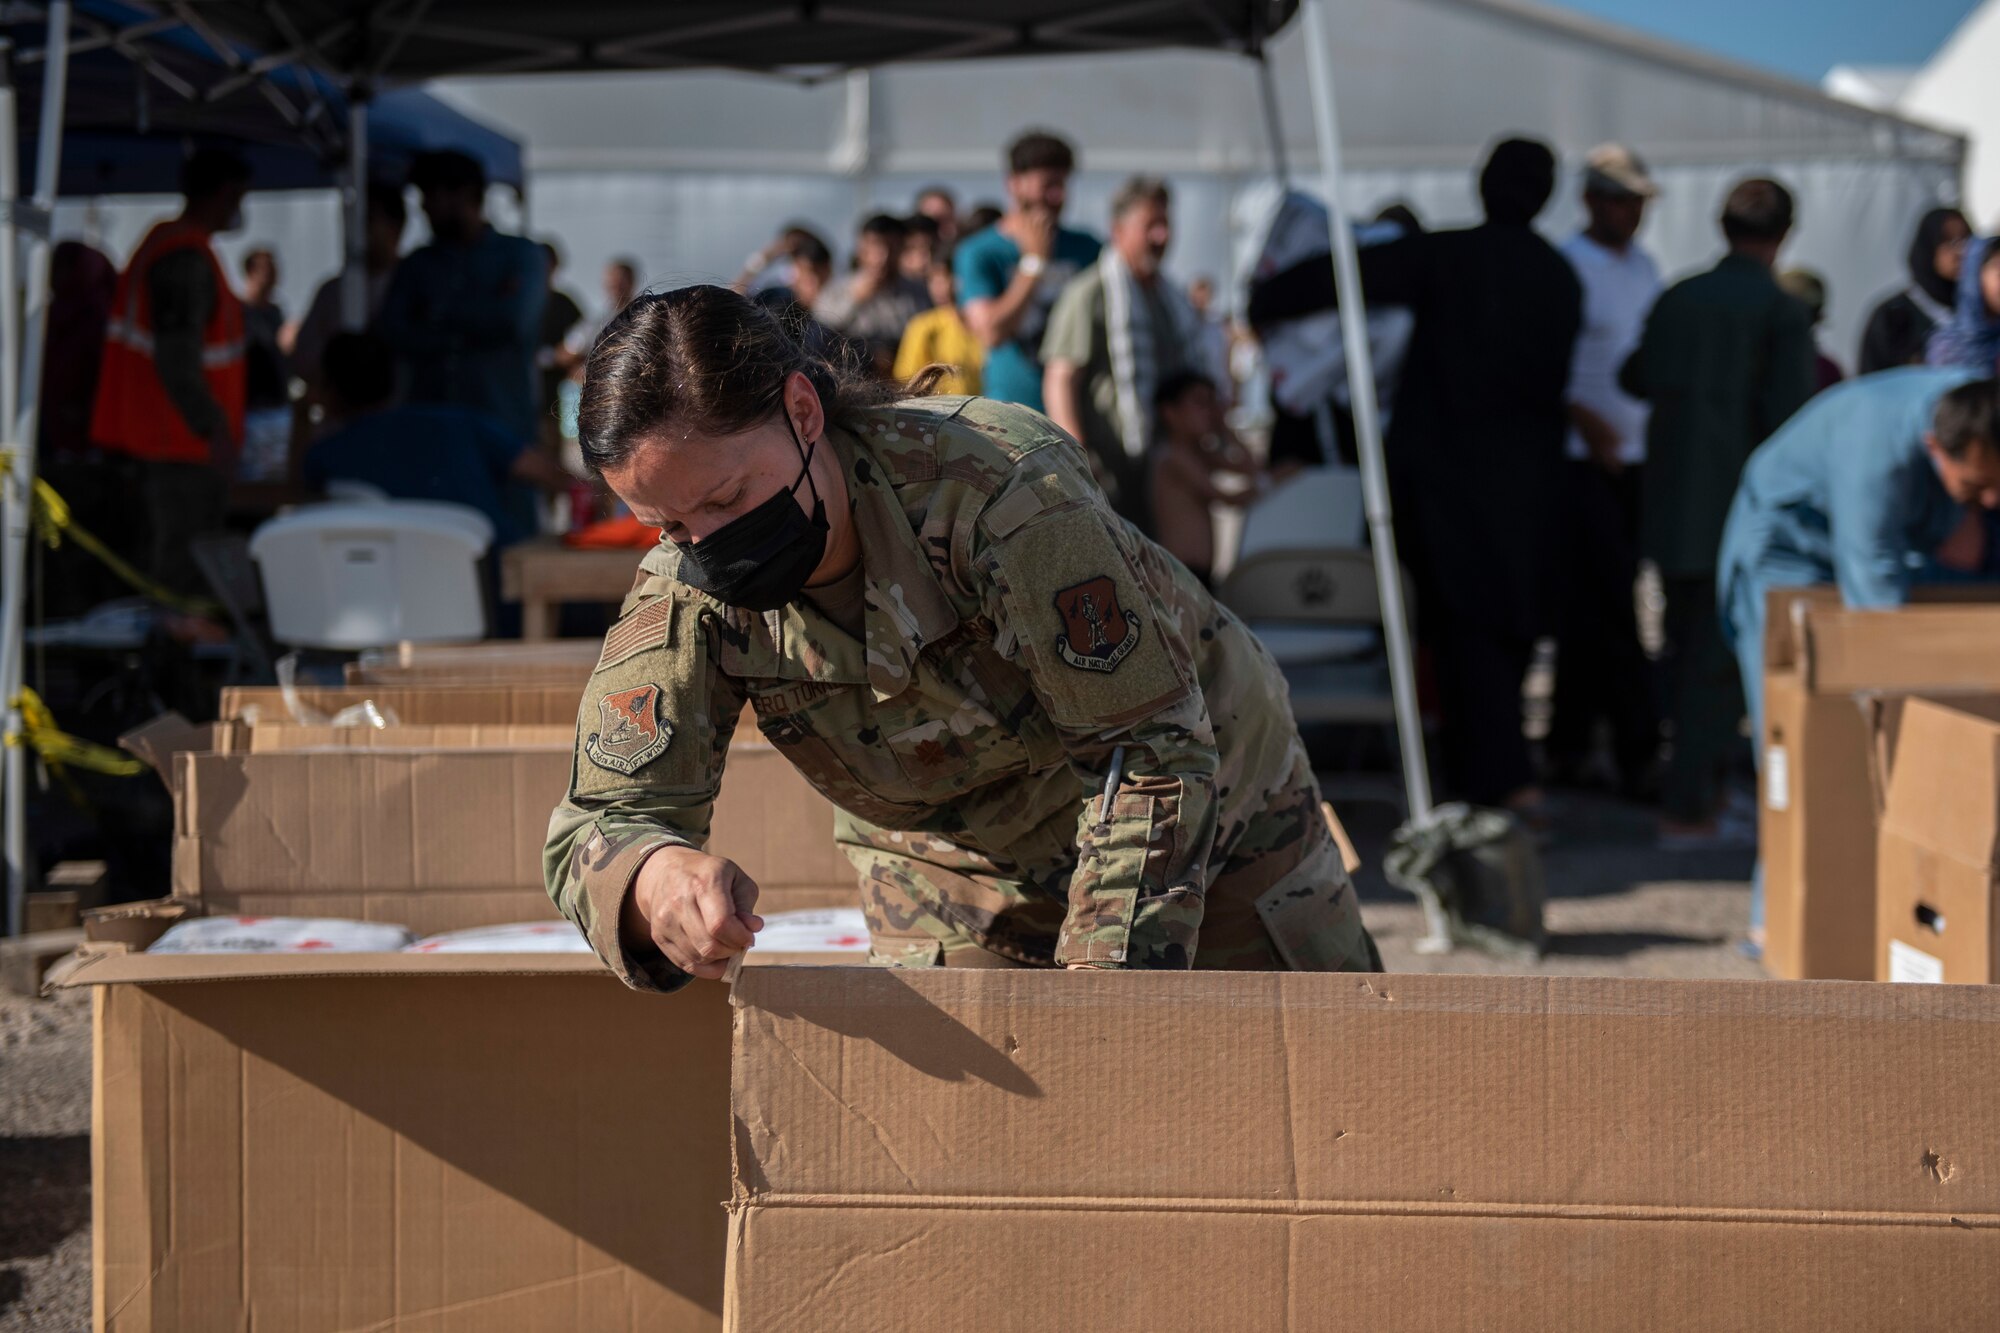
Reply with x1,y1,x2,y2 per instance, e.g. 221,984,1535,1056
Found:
1898,0,2000,229
410,0,1962,360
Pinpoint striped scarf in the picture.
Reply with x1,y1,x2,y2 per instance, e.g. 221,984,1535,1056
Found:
1101,249,1201,460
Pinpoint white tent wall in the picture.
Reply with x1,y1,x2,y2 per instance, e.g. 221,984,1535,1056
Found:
466,158,1956,374
43,0,1964,378
417,0,1958,362
52,192,345,319
56,159,1954,376
51,181,531,326
1899,0,2000,229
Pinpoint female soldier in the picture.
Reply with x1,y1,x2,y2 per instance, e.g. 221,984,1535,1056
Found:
545,284,1376,990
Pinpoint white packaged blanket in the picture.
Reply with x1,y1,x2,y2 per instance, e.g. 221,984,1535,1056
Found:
403,921,594,954
754,908,870,954
149,915,415,954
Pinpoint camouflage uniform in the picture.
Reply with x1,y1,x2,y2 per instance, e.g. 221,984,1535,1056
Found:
545,395,1377,991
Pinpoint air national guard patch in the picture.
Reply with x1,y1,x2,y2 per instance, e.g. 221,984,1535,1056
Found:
1052,575,1141,672
586,684,673,774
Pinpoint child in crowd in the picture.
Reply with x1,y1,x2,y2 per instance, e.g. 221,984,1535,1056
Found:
894,257,984,394
1148,369,1289,586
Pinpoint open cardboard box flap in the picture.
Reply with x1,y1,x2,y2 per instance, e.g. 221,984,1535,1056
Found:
727,967,2000,1331
54,940,860,987
157,736,850,919
1877,695,2000,866
117,711,218,786
1863,692,2000,824
1771,589,2000,695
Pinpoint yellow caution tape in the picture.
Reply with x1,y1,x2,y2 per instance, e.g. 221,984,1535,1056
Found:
7,685,144,777
24,475,219,616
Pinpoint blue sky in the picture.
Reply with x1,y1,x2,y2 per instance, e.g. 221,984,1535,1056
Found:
1556,0,1980,83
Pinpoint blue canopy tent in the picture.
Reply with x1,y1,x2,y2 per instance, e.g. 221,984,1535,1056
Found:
34,87,522,195
0,0,523,933
4,0,524,195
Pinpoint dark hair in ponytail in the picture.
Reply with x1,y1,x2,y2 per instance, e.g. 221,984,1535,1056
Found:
578,283,944,473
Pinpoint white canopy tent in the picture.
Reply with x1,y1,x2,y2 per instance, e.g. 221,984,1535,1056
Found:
427,0,1964,360
1898,0,2000,228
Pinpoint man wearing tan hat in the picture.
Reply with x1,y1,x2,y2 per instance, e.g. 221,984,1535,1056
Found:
1548,144,1663,800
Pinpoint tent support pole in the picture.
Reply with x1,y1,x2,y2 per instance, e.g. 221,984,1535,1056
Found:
0,58,19,457
340,89,369,328
1299,0,1433,821
3,0,69,935
1254,52,1288,186
0,64,17,940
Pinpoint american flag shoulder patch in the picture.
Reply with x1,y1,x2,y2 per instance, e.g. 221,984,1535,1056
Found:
597,598,673,670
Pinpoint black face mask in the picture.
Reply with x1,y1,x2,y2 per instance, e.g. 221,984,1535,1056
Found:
673,415,829,612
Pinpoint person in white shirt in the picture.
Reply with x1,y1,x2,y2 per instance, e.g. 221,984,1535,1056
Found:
1548,143,1665,798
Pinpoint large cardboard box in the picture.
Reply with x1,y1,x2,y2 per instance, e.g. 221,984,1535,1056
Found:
71,955,740,1330
70,729,866,1330
1876,694,2000,983
1759,590,2000,979
728,967,2000,1331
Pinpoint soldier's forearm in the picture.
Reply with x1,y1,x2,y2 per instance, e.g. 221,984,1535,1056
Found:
545,811,701,993
1057,760,1218,970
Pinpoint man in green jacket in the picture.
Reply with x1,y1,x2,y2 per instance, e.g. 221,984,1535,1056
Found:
1621,178,1814,849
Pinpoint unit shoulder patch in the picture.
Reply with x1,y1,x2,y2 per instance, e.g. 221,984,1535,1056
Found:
585,683,674,774
1052,574,1141,673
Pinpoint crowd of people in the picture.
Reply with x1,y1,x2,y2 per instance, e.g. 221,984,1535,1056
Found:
39,125,2000,894
727,132,1251,576
42,146,631,599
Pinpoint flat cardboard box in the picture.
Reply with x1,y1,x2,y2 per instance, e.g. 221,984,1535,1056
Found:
354,638,604,678
344,640,599,686
1876,694,2000,983
231,722,578,752
1759,590,2000,980
342,663,597,688
728,967,2000,1331
218,683,586,725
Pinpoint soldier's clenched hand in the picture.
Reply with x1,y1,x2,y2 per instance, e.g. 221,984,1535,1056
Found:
623,846,764,981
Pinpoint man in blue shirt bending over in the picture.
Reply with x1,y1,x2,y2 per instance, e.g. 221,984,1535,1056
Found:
304,331,569,546
1720,368,2000,947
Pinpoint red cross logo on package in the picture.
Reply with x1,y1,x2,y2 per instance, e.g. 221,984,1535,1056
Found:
1053,575,1141,672
585,683,674,775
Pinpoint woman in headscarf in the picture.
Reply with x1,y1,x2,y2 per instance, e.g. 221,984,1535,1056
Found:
1926,236,2000,373
1858,207,1967,373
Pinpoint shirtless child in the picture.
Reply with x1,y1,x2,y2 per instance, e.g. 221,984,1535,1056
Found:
1149,370,1292,585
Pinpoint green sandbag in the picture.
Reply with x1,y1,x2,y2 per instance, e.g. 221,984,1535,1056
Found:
1383,802,1546,961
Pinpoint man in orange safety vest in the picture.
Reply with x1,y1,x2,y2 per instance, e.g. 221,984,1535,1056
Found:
90,147,252,596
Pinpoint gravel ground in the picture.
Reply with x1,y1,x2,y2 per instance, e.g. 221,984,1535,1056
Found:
0,984,90,1333
0,787,1755,1329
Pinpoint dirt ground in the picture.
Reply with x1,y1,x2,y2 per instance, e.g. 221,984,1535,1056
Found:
0,786,1755,1331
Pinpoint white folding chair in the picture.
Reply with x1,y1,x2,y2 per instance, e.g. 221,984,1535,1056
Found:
248,501,495,650
1220,543,1415,816
1236,465,1366,560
